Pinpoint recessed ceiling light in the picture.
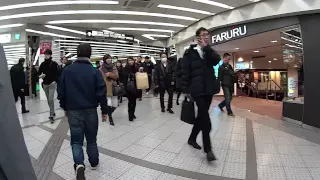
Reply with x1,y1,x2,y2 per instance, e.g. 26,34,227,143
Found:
48,20,186,27
0,23,24,29
268,61,272,63
157,4,213,15
250,61,253,63
109,27,174,33
253,50,259,53
235,48,240,50
270,40,278,43
191,0,234,9
3,44,25,48
0,10,197,22
45,25,86,35
0,1,118,11
238,57,244,62
26,29,80,39
273,58,278,61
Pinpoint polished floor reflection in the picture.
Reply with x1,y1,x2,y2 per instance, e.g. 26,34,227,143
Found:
18,96,320,180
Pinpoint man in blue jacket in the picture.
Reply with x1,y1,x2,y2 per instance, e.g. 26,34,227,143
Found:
57,43,107,180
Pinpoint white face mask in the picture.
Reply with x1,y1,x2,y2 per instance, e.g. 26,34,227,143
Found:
161,58,167,63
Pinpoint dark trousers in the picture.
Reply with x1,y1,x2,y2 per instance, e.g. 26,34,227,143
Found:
146,74,152,92
159,86,174,110
68,109,99,167
13,89,26,111
127,94,137,119
189,95,213,153
176,92,182,103
32,82,37,96
219,86,233,114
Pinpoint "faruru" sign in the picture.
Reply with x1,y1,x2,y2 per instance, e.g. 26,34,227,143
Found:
212,25,247,44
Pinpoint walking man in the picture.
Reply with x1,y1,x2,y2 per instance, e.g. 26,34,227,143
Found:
38,49,59,122
154,53,175,114
58,43,108,180
10,58,29,113
142,56,154,94
218,53,236,116
181,27,221,161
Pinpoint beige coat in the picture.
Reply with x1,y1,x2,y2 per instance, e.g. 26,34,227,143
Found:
100,66,119,97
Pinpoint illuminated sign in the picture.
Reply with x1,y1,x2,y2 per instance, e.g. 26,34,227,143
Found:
14,33,21,40
235,62,252,69
86,30,134,42
212,25,247,44
0,34,11,43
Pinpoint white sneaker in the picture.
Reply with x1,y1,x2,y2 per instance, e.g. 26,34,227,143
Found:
75,164,86,180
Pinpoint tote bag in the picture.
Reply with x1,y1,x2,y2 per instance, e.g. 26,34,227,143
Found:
180,97,196,124
135,72,149,90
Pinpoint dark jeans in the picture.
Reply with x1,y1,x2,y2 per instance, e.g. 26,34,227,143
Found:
13,89,26,111
68,109,99,167
189,95,213,153
159,86,174,110
176,92,182,103
219,86,233,114
127,94,137,119
146,74,152,92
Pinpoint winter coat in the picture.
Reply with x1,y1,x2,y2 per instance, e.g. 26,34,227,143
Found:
154,61,176,89
180,44,221,97
219,63,237,87
10,63,25,91
175,58,183,91
123,64,138,97
100,64,118,97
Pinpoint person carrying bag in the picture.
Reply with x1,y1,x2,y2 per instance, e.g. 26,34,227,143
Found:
180,96,196,124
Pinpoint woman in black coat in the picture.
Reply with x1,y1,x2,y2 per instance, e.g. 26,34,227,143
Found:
116,60,124,103
123,57,138,121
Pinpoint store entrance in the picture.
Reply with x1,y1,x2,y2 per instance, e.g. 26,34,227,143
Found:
213,25,303,101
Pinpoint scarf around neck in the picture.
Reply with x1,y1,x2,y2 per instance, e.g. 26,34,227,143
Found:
101,63,114,73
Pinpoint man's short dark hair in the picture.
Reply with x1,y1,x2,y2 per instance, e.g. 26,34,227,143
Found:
77,43,91,58
103,54,111,61
223,53,231,58
18,58,25,64
44,49,52,55
145,56,150,60
196,27,209,37
159,52,166,57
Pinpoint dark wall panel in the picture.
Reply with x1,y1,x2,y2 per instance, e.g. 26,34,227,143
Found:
299,14,320,128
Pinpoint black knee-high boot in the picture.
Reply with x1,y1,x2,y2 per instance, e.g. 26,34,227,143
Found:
107,106,115,126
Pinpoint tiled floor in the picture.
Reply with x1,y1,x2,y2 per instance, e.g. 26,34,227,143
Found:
18,95,320,180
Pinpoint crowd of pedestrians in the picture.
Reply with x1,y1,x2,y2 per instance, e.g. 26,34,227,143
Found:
9,27,238,180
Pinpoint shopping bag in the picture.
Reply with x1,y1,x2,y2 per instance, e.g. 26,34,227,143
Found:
180,96,196,124
136,72,149,90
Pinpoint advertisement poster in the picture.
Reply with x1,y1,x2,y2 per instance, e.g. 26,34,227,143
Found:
39,41,52,54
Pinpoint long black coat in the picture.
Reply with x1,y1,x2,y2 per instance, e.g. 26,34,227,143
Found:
123,64,138,97
10,63,25,91
154,61,176,89
175,58,183,91
180,44,221,97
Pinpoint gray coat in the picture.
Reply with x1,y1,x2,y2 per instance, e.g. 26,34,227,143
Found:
0,44,37,180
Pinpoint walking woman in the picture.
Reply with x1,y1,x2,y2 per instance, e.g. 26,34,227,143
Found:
116,60,124,104
123,57,138,121
100,54,119,126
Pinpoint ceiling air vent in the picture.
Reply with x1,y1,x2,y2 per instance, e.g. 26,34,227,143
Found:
123,0,152,8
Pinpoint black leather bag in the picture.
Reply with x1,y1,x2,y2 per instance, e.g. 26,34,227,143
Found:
181,96,196,124
113,83,126,96
213,77,221,95
126,78,137,94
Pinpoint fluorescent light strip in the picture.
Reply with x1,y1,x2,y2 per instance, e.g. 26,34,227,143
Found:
45,25,86,35
282,32,302,40
143,34,170,40
55,39,164,51
61,45,161,52
26,29,80,39
0,10,197,22
0,1,118,11
281,37,303,45
4,47,26,51
285,44,303,50
0,23,24,29
3,44,25,48
191,0,234,9
157,4,213,15
48,20,185,27
109,27,174,33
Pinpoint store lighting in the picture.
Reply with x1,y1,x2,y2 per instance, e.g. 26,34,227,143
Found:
0,23,24,29
45,25,86,35
250,61,253,63
108,27,174,33
281,37,303,45
191,0,234,9
142,34,170,40
0,10,197,22
157,4,213,15
48,20,186,27
3,44,25,48
26,29,80,39
273,58,278,61
238,57,244,62
270,40,278,43
235,48,240,50
0,1,118,11
268,61,272,63
253,50,259,53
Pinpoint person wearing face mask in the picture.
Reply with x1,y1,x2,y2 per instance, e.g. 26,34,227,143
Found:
100,54,119,126
38,49,59,123
123,57,139,121
141,56,154,95
181,27,221,162
154,52,176,114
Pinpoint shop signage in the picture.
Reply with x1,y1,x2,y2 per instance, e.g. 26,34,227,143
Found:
212,25,247,44
235,62,251,69
288,77,297,97
39,41,52,54
86,30,134,42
